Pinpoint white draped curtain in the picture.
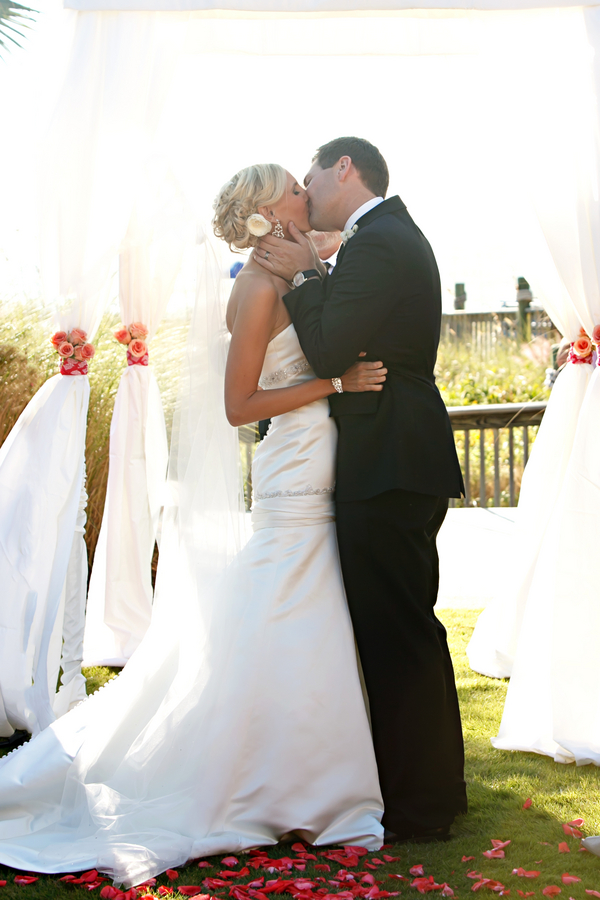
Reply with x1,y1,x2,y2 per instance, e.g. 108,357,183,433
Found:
488,10,600,763
0,10,185,737
83,171,187,667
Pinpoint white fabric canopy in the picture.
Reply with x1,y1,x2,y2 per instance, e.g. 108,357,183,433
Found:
62,0,596,12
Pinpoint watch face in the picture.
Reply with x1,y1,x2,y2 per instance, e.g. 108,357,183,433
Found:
293,272,304,287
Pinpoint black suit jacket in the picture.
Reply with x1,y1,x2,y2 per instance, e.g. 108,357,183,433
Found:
283,196,464,502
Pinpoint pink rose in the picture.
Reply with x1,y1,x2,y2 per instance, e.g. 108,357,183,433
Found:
51,331,67,348
80,342,95,360
114,326,131,344
69,327,87,345
129,322,149,339
57,341,74,358
572,335,593,358
73,346,84,361
593,325,600,344
129,339,147,358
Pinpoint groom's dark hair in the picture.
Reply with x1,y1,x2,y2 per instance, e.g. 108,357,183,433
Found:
313,137,389,198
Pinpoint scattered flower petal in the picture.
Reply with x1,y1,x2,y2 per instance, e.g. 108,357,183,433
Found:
566,820,584,828
523,800,532,810
562,825,583,839
511,870,539,879
166,870,179,881
410,867,425,877
462,858,475,863
383,857,401,864
562,876,581,886
483,851,505,860
222,858,239,868
491,841,511,851
585,892,600,898
14,877,39,886
542,887,562,897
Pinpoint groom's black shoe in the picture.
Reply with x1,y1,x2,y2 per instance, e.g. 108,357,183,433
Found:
383,825,452,845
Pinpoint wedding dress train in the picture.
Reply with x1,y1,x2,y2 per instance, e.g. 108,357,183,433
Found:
0,322,383,887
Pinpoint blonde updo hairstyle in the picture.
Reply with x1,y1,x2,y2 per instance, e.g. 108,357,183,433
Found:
213,163,287,251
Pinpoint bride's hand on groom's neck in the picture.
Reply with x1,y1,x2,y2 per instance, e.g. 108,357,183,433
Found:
255,221,316,283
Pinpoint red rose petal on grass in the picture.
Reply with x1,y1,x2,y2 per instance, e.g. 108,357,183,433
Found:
586,892,600,898
166,870,180,881
511,870,539,879
14,877,39,885
462,857,475,863
442,887,454,898
292,844,307,853
0,882,7,888
491,841,511,851
542,887,561,897
100,888,125,900
315,867,330,873
199,863,213,869
218,872,241,880
579,848,590,853
467,872,483,880
364,865,379,871
566,820,584,828
562,876,581,886
523,800,533,810
517,892,535,898
483,851,505,860
387,876,409,882
158,889,174,897
371,860,385,867
239,868,250,877
383,857,401,863
61,875,78,882
180,889,204,896
223,859,239,868
562,826,583,839
346,848,369,857
410,867,425,877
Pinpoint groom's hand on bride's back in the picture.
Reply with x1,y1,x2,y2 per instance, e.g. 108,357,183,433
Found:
341,356,387,392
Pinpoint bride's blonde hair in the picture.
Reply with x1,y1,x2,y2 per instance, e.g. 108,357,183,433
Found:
213,163,287,251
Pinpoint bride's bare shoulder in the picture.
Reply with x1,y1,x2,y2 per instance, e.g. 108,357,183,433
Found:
227,260,280,331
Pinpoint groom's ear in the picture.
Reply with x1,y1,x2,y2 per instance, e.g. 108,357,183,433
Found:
336,156,353,183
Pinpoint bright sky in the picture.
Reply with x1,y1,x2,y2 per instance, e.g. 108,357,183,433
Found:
0,2,588,315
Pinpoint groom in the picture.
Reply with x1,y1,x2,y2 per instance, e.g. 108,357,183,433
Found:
256,137,467,842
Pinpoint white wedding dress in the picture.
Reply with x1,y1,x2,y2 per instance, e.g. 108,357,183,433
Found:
0,322,383,887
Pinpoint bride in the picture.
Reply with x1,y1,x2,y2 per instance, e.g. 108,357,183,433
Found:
0,163,386,887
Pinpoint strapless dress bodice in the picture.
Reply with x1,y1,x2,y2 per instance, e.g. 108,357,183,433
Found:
252,324,337,530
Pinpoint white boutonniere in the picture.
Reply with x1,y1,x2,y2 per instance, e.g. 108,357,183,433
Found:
340,224,358,244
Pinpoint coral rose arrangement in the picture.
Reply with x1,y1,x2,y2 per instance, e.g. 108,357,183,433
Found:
569,327,595,365
114,322,149,366
51,328,95,375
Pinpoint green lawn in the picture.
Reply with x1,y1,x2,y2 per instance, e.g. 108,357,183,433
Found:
1,609,599,900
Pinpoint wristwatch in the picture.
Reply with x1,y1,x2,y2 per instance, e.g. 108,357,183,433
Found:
292,269,320,288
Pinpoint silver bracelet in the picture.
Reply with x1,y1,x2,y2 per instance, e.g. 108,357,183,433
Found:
332,377,343,394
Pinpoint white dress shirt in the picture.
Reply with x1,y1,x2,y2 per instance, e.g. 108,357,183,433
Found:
343,196,384,233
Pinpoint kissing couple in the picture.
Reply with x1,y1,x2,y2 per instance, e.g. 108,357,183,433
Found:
0,136,467,887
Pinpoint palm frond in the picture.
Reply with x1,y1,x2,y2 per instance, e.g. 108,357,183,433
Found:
0,0,36,57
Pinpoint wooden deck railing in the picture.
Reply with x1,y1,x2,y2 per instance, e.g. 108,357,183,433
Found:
447,401,547,507
241,401,548,511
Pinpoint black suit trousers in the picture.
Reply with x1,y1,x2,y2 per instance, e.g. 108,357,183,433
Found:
335,488,468,832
